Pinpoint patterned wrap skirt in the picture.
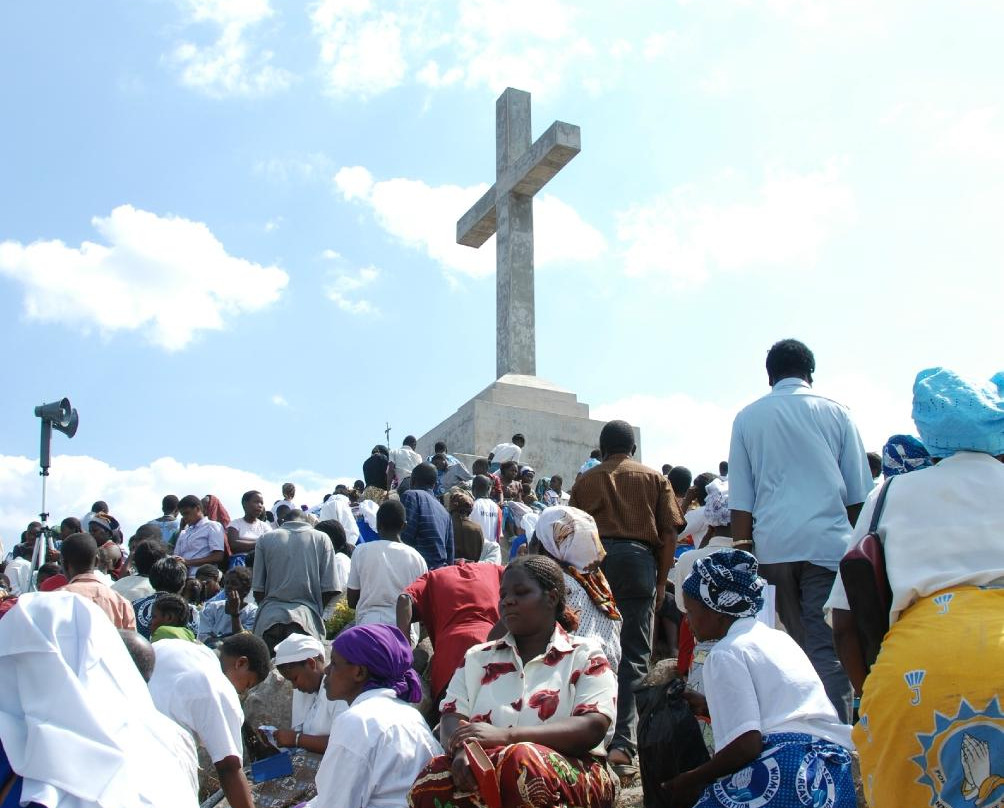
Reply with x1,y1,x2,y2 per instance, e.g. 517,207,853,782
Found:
855,586,1004,808
693,733,855,808
408,742,618,808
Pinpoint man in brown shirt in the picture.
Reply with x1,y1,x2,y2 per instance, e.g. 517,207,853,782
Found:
570,419,683,776
60,532,137,630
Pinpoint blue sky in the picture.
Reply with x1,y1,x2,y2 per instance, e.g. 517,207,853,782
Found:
1,0,1002,543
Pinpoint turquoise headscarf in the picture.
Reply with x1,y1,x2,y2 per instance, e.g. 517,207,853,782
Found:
912,368,1004,457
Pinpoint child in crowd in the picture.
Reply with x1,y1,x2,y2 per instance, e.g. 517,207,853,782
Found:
199,567,258,647
195,564,223,600
150,593,198,642
669,550,854,808
346,501,428,638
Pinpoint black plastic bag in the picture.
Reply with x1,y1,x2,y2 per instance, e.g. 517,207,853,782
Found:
637,677,711,808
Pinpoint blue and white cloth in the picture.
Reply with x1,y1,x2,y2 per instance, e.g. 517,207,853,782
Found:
694,732,856,808
881,434,932,478
684,549,766,619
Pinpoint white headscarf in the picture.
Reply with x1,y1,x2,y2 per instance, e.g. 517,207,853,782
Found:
533,506,605,572
274,633,326,666
0,592,198,808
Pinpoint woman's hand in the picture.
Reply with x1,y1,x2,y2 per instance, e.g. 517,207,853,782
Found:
449,720,512,754
272,729,296,748
665,769,703,808
450,750,478,793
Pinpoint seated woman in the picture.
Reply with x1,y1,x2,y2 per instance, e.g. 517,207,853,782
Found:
306,624,441,808
409,555,619,808
272,634,345,754
530,505,621,672
150,593,198,642
670,550,855,808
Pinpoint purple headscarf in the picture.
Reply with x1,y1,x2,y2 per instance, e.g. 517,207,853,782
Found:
332,624,422,703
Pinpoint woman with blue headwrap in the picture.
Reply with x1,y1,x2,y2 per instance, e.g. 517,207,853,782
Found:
669,550,855,808
828,368,1004,808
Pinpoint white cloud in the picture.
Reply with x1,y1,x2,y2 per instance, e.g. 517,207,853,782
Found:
323,254,381,315
270,394,289,407
333,166,606,280
616,160,855,287
0,205,289,351
254,153,335,185
170,0,292,97
0,454,351,552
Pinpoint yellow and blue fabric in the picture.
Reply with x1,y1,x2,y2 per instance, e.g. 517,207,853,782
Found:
855,586,1004,808
683,549,766,619
694,733,855,808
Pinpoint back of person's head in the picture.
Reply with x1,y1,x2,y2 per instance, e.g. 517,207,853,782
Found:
590,449,602,460
149,557,188,594
60,516,82,534
195,564,222,584
91,501,108,514
161,494,179,514
36,562,63,586
152,593,189,627
668,466,693,497
282,482,295,497
718,460,729,476
223,566,252,591
662,464,673,475
472,474,492,498
410,462,438,490
766,338,815,385
372,444,388,457
281,505,305,523
867,451,882,478
693,472,718,505
376,500,406,534
512,433,525,447
119,630,156,682
130,524,161,547
220,632,271,682
315,519,351,555
599,420,635,457
275,504,292,523
132,540,168,577
60,532,98,575
472,458,489,475
353,479,365,492
434,441,447,454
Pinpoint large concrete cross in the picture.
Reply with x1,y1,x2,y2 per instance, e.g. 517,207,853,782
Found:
457,87,581,379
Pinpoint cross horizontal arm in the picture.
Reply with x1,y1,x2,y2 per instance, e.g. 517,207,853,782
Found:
501,121,580,198
457,186,498,248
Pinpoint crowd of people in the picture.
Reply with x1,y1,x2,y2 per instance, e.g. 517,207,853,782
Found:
0,338,1001,808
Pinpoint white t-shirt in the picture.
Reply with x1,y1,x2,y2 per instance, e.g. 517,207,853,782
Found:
5,556,32,595
679,505,710,546
318,495,360,545
229,516,271,545
389,447,423,481
471,498,502,543
292,687,347,736
347,540,428,627
703,618,851,752
148,639,245,764
307,688,442,808
479,541,502,564
826,451,1004,625
333,553,351,594
489,442,522,464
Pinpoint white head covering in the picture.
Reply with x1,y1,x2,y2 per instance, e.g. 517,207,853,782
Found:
359,499,379,534
703,479,730,528
0,592,198,808
520,512,538,537
533,506,605,571
274,633,326,666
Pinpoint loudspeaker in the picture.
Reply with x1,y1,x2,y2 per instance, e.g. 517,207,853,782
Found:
34,398,79,437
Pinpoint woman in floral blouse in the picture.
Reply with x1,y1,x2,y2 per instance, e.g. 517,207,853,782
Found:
408,555,619,808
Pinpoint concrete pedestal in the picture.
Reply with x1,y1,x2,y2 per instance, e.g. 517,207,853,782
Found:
417,374,642,487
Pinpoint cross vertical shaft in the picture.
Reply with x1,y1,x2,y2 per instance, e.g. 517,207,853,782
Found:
496,89,535,378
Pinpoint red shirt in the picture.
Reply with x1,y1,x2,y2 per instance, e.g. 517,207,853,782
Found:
405,561,505,699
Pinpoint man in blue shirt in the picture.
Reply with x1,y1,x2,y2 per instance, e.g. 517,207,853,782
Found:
400,463,455,569
728,338,872,722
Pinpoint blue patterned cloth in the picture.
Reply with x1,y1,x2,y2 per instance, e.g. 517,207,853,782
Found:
912,367,1004,457
683,549,766,618
695,732,855,808
881,434,932,478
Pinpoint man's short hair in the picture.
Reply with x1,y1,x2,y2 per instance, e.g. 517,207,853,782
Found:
224,566,252,588
162,495,179,513
91,501,108,514
499,460,518,475
37,562,62,584
766,338,815,384
472,474,493,498
376,500,407,533
61,532,98,572
221,633,271,681
403,435,417,449
719,461,729,476
693,472,717,505
668,466,693,497
434,441,447,453
512,433,525,444
61,516,82,533
867,451,882,478
472,458,489,474
195,564,222,582
133,540,168,577
177,494,202,511
152,593,189,627
149,557,188,593
599,420,635,456
410,462,438,490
